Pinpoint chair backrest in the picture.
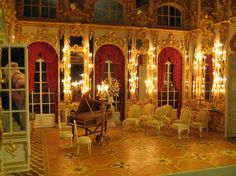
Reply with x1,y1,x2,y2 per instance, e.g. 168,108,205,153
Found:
163,104,172,117
128,104,141,119
155,106,167,120
198,109,209,124
142,103,154,116
180,109,192,125
73,120,79,143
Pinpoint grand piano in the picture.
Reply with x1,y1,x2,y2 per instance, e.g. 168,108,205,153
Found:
67,92,112,140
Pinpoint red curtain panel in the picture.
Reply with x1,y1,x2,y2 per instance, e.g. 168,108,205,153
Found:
95,44,125,120
28,42,58,121
158,47,182,117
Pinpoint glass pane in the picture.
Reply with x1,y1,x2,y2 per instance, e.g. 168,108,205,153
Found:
12,91,26,110
1,47,9,67
34,83,40,92
33,94,40,103
11,48,25,67
11,69,26,89
43,104,49,113
162,92,167,99
34,105,40,113
2,69,9,89
2,112,10,132
42,73,47,82
42,94,49,103
170,17,175,26
24,0,31,4
50,0,56,6
12,112,22,131
1,91,10,110
42,83,48,92
32,6,40,17
176,9,181,16
50,8,56,18
36,62,40,71
42,7,49,18
105,64,108,72
50,104,54,113
110,1,117,10
158,16,162,25
169,92,174,99
35,73,39,82
110,64,114,72
32,0,39,5
42,0,48,6
50,93,54,102
117,4,123,11
163,16,168,26
163,6,168,15
170,6,175,16
24,6,31,17
176,17,181,27
42,62,46,71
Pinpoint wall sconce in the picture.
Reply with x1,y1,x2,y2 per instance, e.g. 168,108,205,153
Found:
145,47,157,99
212,43,226,100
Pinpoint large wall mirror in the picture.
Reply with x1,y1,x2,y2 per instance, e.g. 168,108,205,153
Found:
69,36,84,102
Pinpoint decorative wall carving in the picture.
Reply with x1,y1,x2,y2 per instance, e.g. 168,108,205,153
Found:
217,0,227,21
157,33,185,52
231,0,236,16
199,10,215,54
5,140,19,157
23,27,59,51
95,32,126,50
219,22,228,45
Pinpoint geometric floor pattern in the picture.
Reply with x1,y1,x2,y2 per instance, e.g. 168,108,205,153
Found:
10,131,45,176
39,125,236,176
8,125,236,176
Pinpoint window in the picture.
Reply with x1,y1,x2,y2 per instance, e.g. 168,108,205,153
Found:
24,0,56,18
157,5,181,27
29,59,54,115
136,0,148,8
158,61,179,108
104,59,120,111
204,60,211,101
95,0,123,24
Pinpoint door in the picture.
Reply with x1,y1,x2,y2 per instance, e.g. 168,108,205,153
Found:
226,54,236,137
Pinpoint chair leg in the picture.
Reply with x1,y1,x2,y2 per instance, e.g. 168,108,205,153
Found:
199,128,203,138
88,143,91,154
77,144,80,155
178,129,182,139
186,128,190,137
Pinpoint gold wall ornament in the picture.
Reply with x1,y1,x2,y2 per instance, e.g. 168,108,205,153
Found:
217,0,227,21
1,0,17,43
219,22,228,45
157,33,185,52
95,32,126,50
199,10,215,54
23,27,59,51
5,140,19,157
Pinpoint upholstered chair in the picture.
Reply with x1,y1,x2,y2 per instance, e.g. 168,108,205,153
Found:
58,114,73,147
144,106,166,134
171,108,192,139
123,104,141,129
140,103,155,126
191,109,209,138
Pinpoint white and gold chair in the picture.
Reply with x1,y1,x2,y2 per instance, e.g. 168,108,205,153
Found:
73,120,92,154
58,114,73,147
123,104,141,129
191,109,209,138
171,108,192,139
140,103,155,127
144,106,166,134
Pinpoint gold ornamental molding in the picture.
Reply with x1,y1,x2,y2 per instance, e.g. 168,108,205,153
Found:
23,27,59,51
157,33,185,53
5,140,19,157
95,32,126,50
68,24,86,39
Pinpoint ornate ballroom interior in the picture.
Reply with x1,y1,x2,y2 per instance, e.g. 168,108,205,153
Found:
1,0,236,175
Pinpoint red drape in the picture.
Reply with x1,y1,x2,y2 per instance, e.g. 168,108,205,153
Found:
158,47,182,117
95,44,125,120
205,54,213,90
28,42,58,121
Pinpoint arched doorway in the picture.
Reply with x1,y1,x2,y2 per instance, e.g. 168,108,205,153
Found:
158,47,182,116
95,44,125,120
28,42,58,127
